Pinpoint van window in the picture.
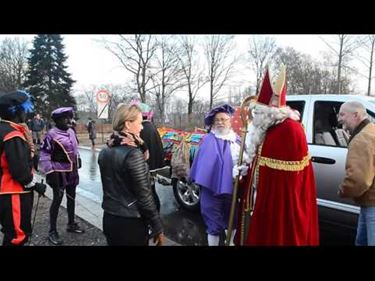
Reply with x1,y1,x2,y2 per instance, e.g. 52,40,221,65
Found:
367,110,375,123
313,101,348,147
286,101,305,121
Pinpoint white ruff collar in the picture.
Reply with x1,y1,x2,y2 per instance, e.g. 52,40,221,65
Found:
212,129,237,142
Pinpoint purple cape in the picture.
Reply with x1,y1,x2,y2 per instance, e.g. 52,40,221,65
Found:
190,132,234,195
39,127,80,187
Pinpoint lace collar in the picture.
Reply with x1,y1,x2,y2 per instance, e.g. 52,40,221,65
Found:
211,129,237,142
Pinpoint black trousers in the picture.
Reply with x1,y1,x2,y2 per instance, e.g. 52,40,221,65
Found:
103,212,149,246
0,192,33,246
49,184,77,232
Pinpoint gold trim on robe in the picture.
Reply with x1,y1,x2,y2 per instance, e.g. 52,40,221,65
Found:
258,154,311,172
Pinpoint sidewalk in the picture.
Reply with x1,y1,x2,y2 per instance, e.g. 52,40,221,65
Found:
25,148,179,246
0,179,107,246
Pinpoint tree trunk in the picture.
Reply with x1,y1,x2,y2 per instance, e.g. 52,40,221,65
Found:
368,40,374,96
209,79,214,109
337,36,344,94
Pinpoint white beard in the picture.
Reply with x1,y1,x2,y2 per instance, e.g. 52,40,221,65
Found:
245,103,300,167
211,127,232,139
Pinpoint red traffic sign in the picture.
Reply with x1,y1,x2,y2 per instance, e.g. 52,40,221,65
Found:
96,89,110,104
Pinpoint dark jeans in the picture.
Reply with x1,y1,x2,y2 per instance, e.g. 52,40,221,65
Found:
103,212,148,246
49,184,77,232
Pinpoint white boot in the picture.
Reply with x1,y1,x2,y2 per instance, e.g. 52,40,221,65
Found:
225,229,236,246
207,234,220,246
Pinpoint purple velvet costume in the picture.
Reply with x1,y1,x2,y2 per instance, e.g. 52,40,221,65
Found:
40,127,80,187
190,132,239,235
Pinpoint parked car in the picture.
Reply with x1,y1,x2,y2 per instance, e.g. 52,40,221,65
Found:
158,95,375,244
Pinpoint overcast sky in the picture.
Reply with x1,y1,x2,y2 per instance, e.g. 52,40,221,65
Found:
62,34,330,89
0,34,368,96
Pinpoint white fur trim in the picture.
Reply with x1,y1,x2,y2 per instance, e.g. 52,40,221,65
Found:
211,129,237,142
245,103,299,166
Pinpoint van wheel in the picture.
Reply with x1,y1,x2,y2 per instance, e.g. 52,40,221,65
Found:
172,178,200,212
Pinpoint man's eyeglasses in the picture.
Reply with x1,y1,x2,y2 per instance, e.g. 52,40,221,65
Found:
214,117,230,123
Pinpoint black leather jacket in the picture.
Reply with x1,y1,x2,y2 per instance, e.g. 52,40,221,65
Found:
98,144,163,236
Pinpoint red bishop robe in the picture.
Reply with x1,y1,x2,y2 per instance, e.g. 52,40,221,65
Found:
236,118,319,246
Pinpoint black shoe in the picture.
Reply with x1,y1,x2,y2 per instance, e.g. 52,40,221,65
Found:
48,231,63,245
67,222,85,234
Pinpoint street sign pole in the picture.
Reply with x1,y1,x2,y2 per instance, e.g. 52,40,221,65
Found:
96,90,111,145
102,119,104,144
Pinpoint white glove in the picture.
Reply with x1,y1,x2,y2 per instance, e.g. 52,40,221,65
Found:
25,177,37,189
232,164,249,179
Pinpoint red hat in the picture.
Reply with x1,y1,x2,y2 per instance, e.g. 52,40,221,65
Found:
256,65,286,108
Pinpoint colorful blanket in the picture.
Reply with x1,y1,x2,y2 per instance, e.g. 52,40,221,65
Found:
157,127,206,162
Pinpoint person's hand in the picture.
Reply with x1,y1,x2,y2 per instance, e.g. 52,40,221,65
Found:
33,182,47,197
232,164,249,179
153,233,164,246
239,164,249,176
78,157,82,169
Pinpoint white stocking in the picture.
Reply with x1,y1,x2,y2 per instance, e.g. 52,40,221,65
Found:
207,234,220,246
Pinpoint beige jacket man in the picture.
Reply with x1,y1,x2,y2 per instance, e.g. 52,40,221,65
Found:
339,121,375,206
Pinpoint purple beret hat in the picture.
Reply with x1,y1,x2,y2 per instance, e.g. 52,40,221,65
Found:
204,104,235,126
51,107,74,119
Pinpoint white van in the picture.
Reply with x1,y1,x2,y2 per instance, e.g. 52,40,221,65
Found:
286,94,375,244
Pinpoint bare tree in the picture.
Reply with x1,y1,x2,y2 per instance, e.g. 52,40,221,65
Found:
0,37,29,92
203,35,237,109
169,97,188,129
102,35,157,102
176,36,207,125
274,47,305,94
74,90,95,113
75,84,136,121
166,96,208,130
275,47,342,95
319,35,363,94
191,99,209,129
227,85,251,106
149,36,186,123
247,36,278,95
355,35,375,96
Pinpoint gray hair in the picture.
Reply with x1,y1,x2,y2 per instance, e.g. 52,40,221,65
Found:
342,101,367,119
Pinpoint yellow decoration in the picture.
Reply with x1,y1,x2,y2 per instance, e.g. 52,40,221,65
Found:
258,154,311,172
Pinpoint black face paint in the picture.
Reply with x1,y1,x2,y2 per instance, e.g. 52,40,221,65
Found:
14,110,27,124
55,116,72,131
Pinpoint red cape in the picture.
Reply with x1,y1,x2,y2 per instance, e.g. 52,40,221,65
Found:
236,118,319,246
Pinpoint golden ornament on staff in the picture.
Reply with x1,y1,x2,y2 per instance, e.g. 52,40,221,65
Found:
225,95,256,246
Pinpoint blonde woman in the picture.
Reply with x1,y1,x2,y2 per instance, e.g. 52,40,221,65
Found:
98,103,164,246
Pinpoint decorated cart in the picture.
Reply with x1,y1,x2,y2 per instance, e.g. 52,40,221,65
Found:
156,127,206,210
